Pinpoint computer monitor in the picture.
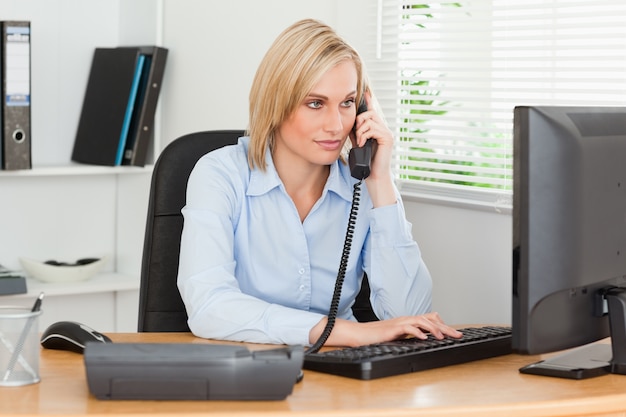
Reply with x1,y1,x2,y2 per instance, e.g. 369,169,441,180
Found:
512,105,626,379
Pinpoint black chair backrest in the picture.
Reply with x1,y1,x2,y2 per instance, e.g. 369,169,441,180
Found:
137,130,244,332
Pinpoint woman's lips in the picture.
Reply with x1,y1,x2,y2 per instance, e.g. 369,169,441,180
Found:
316,140,342,151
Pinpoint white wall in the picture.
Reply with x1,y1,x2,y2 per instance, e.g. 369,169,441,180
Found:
158,0,369,144
406,200,512,325
158,0,513,327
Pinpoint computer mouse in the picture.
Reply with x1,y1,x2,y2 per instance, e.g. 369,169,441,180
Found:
40,321,112,353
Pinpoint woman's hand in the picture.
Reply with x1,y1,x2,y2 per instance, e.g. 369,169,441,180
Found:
351,92,397,207
310,312,463,348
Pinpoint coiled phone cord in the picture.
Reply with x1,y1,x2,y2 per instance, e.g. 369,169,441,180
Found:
305,180,362,355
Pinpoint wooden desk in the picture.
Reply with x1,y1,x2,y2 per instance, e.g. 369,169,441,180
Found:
2,333,626,417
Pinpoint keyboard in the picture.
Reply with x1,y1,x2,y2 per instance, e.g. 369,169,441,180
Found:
303,326,512,380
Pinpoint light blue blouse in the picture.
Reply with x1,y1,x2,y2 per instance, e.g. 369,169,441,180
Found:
177,137,432,345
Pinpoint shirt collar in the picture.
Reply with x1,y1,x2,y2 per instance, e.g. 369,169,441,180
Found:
246,140,282,197
326,160,354,202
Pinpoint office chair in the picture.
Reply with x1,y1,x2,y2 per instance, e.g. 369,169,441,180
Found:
138,130,377,332
138,130,244,332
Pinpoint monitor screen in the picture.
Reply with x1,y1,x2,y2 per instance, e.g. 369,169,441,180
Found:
512,105,626,379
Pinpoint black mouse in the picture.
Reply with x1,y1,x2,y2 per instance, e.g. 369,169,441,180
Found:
40,321,112,353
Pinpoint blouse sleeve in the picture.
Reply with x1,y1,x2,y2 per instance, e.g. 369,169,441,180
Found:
363,195,433,319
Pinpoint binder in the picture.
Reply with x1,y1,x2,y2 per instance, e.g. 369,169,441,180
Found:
116,54,145,165
1,21,31,170
122,46,168,167
72,47,145,166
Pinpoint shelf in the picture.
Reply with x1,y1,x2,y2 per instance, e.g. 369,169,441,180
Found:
0,164,154,178
5,272,140,300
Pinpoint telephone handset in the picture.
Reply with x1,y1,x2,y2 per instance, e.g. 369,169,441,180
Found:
348,99,373,180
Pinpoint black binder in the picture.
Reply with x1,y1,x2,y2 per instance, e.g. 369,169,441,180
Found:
72,46,167,166
121,46,167,167
1,21,31,170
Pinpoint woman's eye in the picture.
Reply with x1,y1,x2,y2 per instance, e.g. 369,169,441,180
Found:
307,101,323,109
342,99,355,108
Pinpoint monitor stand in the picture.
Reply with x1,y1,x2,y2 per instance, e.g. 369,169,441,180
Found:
519,287,626,379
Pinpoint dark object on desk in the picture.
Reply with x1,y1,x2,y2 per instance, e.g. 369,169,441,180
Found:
136,130,378,332
519,343,611,379
512,105,626,379
304,326,512,380
84,343,303,400
0,266,27,295
518,287,626,379
40,321,112,353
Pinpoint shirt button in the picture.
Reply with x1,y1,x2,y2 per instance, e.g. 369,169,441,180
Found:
299,285,305,291
298,268,305,275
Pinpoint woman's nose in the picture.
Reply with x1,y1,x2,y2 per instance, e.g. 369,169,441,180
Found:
324,110,344,133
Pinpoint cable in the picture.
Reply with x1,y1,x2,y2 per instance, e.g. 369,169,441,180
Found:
305,180,362,355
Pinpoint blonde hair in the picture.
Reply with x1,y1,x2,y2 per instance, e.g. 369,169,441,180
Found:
247,19,367,170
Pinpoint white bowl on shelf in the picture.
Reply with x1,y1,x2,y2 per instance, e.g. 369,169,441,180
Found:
19,256,109,283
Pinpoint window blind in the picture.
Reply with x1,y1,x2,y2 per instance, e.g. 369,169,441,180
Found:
364,0,626,210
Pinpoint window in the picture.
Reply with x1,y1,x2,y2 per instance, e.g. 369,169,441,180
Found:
365,0,626,211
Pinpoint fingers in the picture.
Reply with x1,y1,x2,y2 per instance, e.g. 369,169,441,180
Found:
355,116,391,151
354,94,390,148
396,313,463,340
354,313,462,346
355,115,376,146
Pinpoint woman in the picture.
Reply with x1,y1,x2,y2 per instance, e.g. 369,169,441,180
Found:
177,18,461,347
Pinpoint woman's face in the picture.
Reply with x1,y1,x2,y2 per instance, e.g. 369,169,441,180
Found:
274,60,358,170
